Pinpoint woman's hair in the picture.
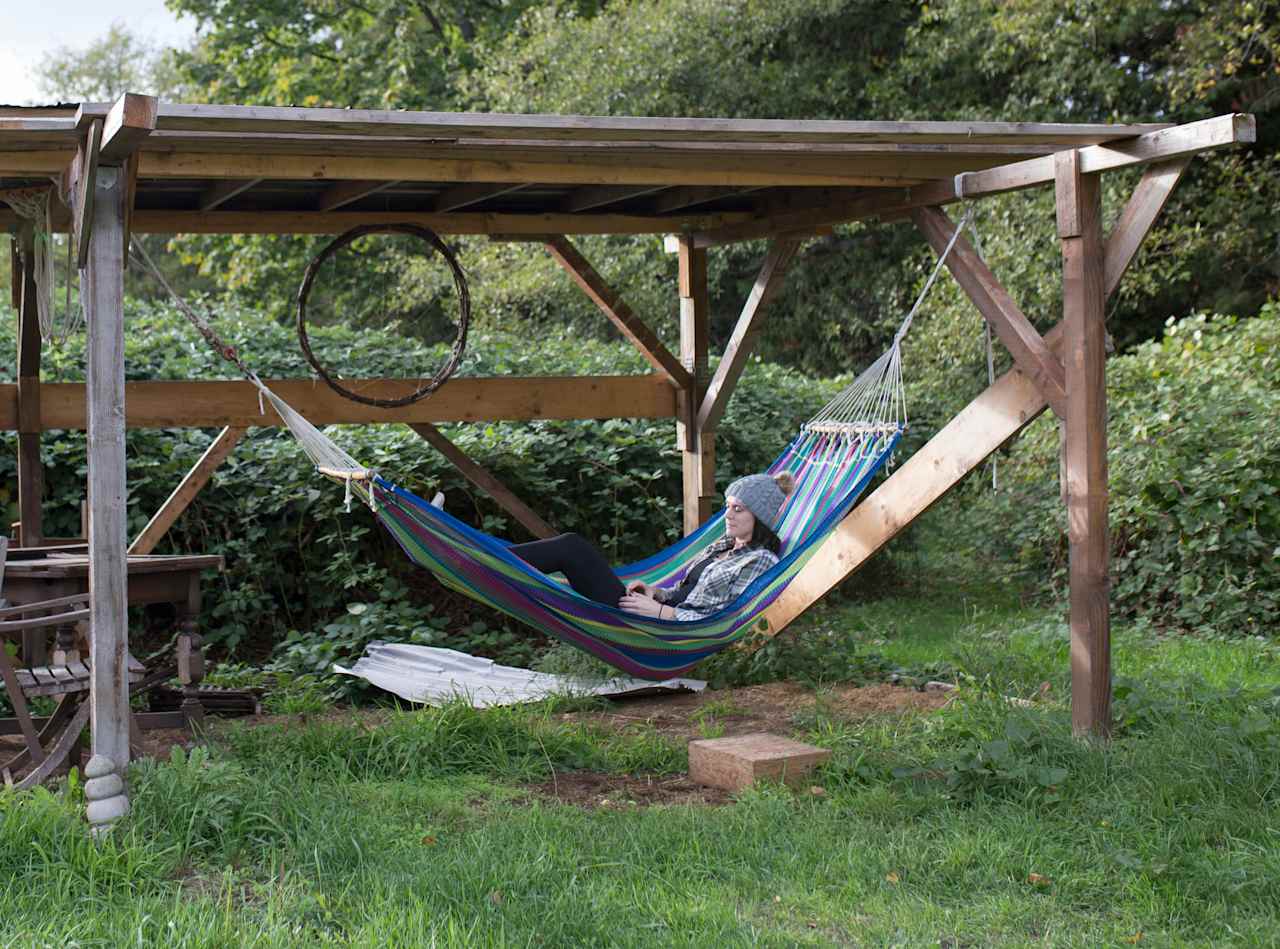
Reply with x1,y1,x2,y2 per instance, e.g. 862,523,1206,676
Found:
748,471,795,555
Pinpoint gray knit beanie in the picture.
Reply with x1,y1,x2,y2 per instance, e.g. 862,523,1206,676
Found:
725,472,791,532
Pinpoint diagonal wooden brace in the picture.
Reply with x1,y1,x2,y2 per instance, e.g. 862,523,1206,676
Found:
544,236,691,389
913,205,1067,419
697,237,799,433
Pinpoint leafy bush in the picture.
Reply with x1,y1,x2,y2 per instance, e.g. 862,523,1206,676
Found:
966,305,1280,636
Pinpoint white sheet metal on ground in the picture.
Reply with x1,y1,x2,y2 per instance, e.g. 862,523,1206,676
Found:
333,642,706,708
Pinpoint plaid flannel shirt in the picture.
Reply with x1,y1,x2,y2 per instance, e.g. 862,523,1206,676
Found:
656,537,779,621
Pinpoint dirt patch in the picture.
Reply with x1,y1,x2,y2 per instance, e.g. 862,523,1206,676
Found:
524,770,734,809
564,680,953,744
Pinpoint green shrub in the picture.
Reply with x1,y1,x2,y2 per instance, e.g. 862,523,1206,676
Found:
968,305,1280,636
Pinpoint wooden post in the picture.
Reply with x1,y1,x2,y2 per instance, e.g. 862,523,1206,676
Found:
84,165,131,770
16,222,44,547
1056,150,1111,739
677,238,715,534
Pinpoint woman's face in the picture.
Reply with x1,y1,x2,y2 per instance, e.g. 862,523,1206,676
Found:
724,495,757,544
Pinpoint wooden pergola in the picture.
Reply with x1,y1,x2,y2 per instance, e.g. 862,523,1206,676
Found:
0,96,1256,786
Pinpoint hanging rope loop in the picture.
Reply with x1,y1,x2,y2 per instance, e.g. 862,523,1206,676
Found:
296,223,470,409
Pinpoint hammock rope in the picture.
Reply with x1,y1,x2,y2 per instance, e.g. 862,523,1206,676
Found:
1,185,78,343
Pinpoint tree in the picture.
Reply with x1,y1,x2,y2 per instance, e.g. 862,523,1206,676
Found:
35,21,184,102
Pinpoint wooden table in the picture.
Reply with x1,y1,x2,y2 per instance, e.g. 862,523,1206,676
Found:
2,552,224,726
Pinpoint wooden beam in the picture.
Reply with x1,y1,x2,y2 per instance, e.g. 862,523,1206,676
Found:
84,164,131,770
407,423,556,539
84,209,750,237
1057,150,1111,739
74,119,102,269
677,237,715,534
96,93,158,163
16,223,43,547
913,205,1068,419
198,177,262,211
0,375,678,430
543,237,692,388
129,426,246,555
697,238,799,433
756,356,1052,637
122,152,139,270
75,102,1170,145
650,186,762,214
562,185,665,213
433,182,526,212
954,114,1253,201
316,179,398,212
1103,158,1189,298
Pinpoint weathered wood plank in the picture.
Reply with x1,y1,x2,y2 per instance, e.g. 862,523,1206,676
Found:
91,209,749,236
70,102,1169,144
84,164,131,770
677,238,715,534
15,223,43,547
74,120,102,269
1103,159,1189,298
198,177,262,211
955,114,1253,201
913,205,1068,418
1057,150,1111,739
543,237,691,388
407,423,556,539
96,93,158,162
756,354,1053,637
129,426,247,555
0,375,679,429
697,239,799,433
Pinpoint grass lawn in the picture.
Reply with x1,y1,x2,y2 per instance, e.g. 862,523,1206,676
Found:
3,578,1279,947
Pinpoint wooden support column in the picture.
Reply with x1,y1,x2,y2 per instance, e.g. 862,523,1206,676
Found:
677,237,715,534
1056,150,1111,739
84,164,131,770
407,422,556,539
16,222,43,547
130,426,246,554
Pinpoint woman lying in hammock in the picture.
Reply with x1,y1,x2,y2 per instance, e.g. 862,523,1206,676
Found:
504,471,795,620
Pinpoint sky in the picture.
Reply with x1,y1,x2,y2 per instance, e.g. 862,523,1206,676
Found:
0,0,196,105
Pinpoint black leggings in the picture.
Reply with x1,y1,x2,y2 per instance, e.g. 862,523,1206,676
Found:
508,532,626,606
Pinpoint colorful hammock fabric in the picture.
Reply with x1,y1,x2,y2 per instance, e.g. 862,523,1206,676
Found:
358,425,900,678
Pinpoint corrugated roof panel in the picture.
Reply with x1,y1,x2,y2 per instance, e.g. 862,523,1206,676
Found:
334,642,705,707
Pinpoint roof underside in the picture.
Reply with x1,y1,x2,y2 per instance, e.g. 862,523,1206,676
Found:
0,102,1178,237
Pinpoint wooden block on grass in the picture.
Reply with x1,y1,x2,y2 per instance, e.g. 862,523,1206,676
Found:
688,732,831,792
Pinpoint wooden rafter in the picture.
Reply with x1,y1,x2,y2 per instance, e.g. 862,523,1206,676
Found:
407,423,556,539
1,208,750,237
316,179,397,212
97,93,157,163
198,177,263,211
433,182,526,212
543,236,692,388
696,238,799,433
0,375,678,430
649,186,762,214
562,185,665,213
913,205,1067,418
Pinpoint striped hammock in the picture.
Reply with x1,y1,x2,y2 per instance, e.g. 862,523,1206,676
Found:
242,208,974,679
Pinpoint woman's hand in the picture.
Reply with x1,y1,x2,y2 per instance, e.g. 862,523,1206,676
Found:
618,591,671,619
626,580,653,596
